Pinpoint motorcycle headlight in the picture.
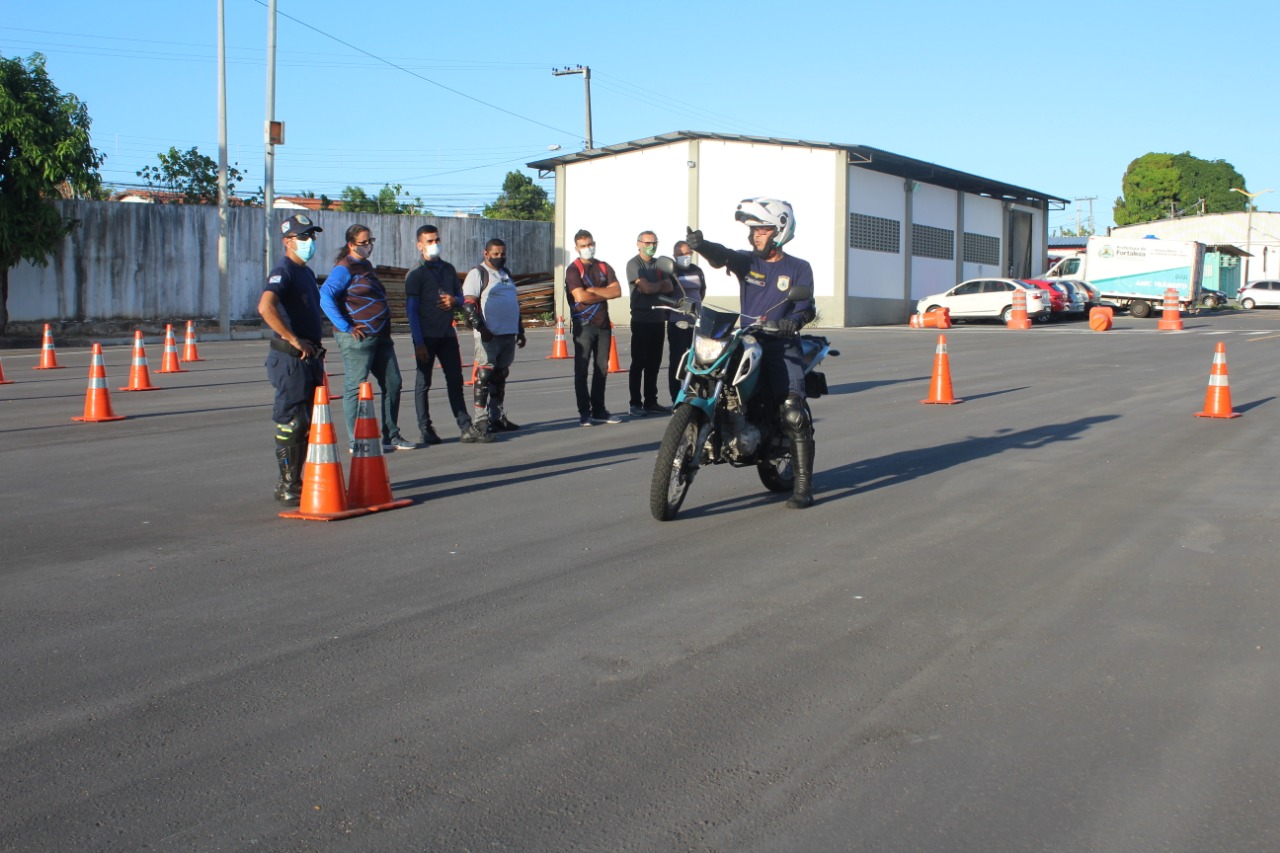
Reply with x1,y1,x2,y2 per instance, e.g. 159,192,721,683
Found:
693,335,728,365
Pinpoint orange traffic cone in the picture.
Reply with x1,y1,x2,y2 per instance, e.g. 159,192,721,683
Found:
119,331,161,391
1194,341,1241,419
1006,289,1032,330
33,324,64,369
279,386,372,520
346,381,412,512
1157,288,1184,331
607,323,625,373
156,324,187,373
910,308,951,329
546,316,570,359
1088,306,1113,332
0,352,13,384
181,320,205,362
921,334,962,405
72,343,127,422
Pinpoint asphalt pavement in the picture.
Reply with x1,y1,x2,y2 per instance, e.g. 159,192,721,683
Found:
2,312,1278,851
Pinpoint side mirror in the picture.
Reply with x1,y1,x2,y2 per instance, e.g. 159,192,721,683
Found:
786,284,813,302
655,256,676,276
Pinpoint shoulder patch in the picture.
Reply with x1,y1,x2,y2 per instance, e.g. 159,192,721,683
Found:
269,275,283,284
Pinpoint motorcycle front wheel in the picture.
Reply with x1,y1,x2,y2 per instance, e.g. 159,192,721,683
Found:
757,449,795,493
650,404,705,521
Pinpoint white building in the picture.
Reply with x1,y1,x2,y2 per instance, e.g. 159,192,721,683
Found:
1110,211,1280,283
528,131,1066,326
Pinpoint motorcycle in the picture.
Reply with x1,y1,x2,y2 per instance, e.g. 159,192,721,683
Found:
649,263,838,521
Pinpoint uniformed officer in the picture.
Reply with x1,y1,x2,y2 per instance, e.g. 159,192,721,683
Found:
257,214,326,505
685,198,818,508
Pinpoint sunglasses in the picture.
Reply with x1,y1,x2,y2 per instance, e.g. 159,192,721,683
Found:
354,237,376,247
290,233,315,242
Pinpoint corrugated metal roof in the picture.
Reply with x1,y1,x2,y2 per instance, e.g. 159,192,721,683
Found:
527,130,1068,207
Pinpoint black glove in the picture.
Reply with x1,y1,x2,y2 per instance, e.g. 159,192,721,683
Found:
516,331,527,349
685,226,703,251
775,317,800,336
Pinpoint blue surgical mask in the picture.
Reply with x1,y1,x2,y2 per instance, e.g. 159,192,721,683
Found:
295,238,316,263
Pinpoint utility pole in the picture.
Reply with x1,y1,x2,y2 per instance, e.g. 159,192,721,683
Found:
552,66,593,150
1230,188,1274,284
217,0,230,337
264,0,277,282
1076,196,1097,234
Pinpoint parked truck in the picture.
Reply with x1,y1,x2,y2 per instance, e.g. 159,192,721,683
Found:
1040,236,1205,318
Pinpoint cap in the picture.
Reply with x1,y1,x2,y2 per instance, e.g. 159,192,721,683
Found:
280,214,322,238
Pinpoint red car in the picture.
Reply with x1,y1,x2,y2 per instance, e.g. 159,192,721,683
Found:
1022,279,1067,315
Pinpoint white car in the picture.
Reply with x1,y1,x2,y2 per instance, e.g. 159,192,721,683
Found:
1236,280,1280,310
916,279,1050,323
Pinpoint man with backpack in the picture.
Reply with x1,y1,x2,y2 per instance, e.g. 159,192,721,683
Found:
461,238,525,442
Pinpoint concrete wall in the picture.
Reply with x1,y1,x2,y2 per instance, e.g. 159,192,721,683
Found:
8,201,553,325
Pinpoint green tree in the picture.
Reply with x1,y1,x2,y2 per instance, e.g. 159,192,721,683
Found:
136,145,246,204
1114,151,1248,226
0,52,105,334
340,183,416,214
483,171,553,221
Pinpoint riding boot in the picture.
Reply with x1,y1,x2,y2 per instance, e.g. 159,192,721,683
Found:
787,438,815,509
274,443,305,506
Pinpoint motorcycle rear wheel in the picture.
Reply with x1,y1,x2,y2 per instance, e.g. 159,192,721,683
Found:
757,450,795,493
650,404,704,521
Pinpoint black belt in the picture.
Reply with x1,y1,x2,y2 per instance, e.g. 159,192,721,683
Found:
269,337,324,360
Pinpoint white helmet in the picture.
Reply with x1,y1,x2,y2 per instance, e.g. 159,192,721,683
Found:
734,197,795,251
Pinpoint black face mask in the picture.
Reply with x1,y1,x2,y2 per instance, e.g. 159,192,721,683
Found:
490,257,506,270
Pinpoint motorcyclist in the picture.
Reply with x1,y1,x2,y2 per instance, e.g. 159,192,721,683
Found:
686,198,817,508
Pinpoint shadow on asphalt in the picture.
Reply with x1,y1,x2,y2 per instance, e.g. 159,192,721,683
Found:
827,376,929,395
1227,396,1274,414
816,414,1122,501
391,440,658,503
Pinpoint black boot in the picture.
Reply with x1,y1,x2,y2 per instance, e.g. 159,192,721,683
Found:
787,438,815,509
274,443,305,506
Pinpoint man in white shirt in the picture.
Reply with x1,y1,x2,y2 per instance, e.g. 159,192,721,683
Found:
461,238,526,442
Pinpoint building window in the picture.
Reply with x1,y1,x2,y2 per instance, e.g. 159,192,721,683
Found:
963,232,1000,266
850,213,901,254
912,224,955,261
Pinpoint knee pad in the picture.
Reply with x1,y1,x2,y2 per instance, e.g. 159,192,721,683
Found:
475,365,494,386
779,395,812,439
275,412,310,446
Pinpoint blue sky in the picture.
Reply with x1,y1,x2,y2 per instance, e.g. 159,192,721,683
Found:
5,0,1277,231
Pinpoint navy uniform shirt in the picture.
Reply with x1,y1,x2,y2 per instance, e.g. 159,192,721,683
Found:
734,251,814,327
265,256,324,344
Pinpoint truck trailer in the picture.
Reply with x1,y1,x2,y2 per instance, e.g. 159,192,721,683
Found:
1040,237,1204,318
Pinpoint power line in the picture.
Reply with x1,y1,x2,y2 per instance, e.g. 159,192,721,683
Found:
246,0,578,139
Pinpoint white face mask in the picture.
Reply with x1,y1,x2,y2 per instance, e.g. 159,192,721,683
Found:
423,242,441,260
675,255,693,269
578,246,595,261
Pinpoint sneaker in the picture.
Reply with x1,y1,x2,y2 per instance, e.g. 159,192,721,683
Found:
459,427,479,443
462,423,495,444
591,410,622,425
628,405,647,418
579,415,594,427
643,403,672,415
388,437,420,451
422,426,443,446
493,417,521,432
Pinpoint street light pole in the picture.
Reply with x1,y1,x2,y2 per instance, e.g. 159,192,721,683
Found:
552,66,593,150
217,0,230,337
1230,188,1274,284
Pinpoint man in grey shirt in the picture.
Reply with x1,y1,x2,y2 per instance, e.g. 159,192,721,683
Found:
461,238,526,442
625,230,674,417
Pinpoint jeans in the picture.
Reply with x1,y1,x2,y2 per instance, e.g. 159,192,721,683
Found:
571,321,611,417
628,322,665,408
414,334,470,433
666,323,693,403
473,332,517,423
334,331,404,446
